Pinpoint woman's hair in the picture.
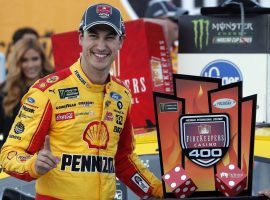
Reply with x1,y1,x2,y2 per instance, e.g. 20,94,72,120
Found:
3,38,53,116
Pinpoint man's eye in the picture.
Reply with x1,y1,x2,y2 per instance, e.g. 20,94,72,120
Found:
106,36,115,40
89,34,97,38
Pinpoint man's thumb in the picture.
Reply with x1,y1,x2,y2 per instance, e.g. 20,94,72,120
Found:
44,135,51,151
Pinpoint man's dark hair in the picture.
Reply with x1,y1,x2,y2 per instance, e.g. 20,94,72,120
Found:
12,27,39,44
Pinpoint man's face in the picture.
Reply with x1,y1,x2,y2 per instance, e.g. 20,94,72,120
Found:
79,24,123,73
159,17,179,45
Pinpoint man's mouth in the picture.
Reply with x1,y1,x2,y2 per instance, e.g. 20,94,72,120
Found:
92,52,109,59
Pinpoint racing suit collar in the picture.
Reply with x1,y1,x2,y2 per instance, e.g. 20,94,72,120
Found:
70,59,108,93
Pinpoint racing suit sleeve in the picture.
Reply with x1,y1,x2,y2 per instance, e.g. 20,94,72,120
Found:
115,110,163,199
0,88,52,181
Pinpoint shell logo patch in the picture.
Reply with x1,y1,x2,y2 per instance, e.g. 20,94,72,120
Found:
83,121,109,149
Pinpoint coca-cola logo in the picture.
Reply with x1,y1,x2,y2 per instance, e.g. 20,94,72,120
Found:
55,111,75,121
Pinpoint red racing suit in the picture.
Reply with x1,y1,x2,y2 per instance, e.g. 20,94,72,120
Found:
0,60,163,199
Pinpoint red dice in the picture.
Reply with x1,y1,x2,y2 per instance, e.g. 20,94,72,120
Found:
215,163,247,197
162,165,197,198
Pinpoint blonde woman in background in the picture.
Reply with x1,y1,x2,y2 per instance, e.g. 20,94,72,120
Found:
0,38,53,147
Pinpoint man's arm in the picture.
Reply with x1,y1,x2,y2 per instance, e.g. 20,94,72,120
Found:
0,88,53,181
115,111,163,199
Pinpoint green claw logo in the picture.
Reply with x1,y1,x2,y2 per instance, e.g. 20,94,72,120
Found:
192,19,210,50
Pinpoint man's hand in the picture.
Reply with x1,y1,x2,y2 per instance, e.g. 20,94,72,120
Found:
35,135,60,175
258,189,270,199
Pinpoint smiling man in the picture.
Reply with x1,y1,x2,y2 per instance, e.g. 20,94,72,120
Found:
0,3,163,200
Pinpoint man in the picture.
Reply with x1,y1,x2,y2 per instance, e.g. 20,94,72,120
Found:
145,0,188,73
259,189,270,199
0,3,163,200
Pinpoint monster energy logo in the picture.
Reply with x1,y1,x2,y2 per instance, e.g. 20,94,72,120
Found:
58,87,79,99
192,19,210,50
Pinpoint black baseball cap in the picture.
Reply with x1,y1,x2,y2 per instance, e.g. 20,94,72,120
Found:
79,4,125,36
145,0,188,21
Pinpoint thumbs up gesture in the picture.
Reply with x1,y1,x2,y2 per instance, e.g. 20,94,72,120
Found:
35,135,60,175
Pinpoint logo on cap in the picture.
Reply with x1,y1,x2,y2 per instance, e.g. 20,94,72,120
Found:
97,5,112,18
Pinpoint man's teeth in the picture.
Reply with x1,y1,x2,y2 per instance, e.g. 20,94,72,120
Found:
94,53,107,58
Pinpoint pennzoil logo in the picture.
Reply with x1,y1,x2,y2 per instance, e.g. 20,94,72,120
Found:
83,121,109,149
60,154,115,173
192,19,210,50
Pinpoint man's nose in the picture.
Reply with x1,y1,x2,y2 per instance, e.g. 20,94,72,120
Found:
96,39,106,50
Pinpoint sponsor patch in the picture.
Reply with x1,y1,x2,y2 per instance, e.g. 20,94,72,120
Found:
75,112,91,116
7,151,17,160
110,92,122,101
213,98,236,109
56,103,76,110
105,100,111,108
16,154,30,163
74,70,90,88
104,111,113,121
115,114,123,125
46,75,59,83
60,154,115,173
24,102,38,109
49,89,56,93
97,5,112,18
117,101,123,110
113,109,124,115
14,122,25,134
83,121,109,149
18,111,33,119
58,87,79,99
159,102,178,112
38,82,47,89
27,97,35,103
22,105,36,113
113,126,122,134
55,111,75,121
89,111,95,117
78,101,94,107
131,173,150,193
8,134,21,140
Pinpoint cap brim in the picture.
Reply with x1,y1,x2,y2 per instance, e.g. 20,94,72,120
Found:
83,21,122,36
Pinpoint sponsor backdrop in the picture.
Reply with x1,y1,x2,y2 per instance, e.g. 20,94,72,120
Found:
0,0,135,65
178,15,270,123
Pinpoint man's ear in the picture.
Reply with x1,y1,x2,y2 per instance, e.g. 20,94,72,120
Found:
79,31,83,46
119,36,125,49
